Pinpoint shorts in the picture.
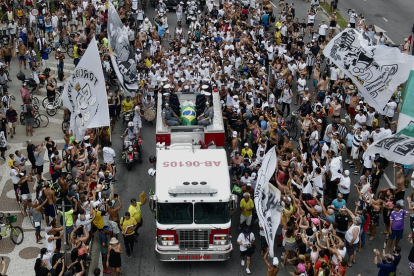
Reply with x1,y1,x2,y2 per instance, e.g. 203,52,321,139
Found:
346,146,352,154
330,26,336,30
46,26,53,33
403,168,412,177
4,55,11,63
260,235,268,249
36,165,44,175
8,122,17,129
389,229,403,240
70,20,78,26
66,225,74,234
32,74,40,84
109,220,120,234
0,146,6,152
241,249,253,257
101,253,107,263
307,23,314,27
45,204,57,217
26,117,35,127
18,55,26,61
35,224,41,233
21,193,32,200
351,146,359,159
349,107,356,116
240,214,252,226
346,240,357,256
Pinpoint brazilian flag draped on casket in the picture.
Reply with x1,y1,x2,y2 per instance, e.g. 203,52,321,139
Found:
180,105,197,125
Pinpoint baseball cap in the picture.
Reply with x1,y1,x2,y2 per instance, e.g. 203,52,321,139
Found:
244,143,249,147
344,170,350,176
273,257,279,266
251,172,257,177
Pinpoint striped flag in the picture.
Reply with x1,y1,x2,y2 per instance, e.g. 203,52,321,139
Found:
397,70,414,133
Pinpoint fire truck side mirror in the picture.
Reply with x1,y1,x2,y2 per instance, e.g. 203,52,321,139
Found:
149,195,157,212
230,194,237,211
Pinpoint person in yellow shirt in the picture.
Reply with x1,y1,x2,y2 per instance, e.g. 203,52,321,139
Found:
8,154,15,168
128,198,142,229
92,202,105,231
241,143,253,159
120,212,137,258
102,37,108,49
239,193,254,229
122,96,134,113
275,28,282,45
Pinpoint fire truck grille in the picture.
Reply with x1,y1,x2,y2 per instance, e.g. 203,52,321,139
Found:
178,230,209,250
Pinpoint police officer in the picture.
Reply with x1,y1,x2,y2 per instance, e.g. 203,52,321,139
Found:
162,103,181,127
197,101,214,126
122,122,139,140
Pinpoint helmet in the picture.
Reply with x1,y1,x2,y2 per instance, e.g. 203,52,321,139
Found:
149,156,156,163
128,122,134,127
148,168,156,177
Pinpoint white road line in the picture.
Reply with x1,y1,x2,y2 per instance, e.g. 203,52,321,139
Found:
383,172,396,189
383,17,388,22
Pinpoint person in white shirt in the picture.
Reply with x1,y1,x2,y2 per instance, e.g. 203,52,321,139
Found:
237,228,255,274
384,97,397,123
103,142,116,165
295,74,306,105
338,170,351,201
349,9,358,28
329,65,339,91
354,109,366,129
318,20,328,41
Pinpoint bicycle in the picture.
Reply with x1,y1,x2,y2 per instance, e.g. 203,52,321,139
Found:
62,116,70,134
20,109,49,128
44,93,63,116
42,91,62,109
29,94,40,111
0,213,24,245
16,188,35,228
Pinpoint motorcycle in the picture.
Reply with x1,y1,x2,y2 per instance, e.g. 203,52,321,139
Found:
148,155,157,177
121,136,143,171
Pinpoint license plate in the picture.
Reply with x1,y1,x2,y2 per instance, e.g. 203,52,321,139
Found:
177,255,211,260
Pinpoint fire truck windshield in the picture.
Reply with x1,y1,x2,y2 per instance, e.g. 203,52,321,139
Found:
157,203,193,224
156,202,231,225
194,202,230,224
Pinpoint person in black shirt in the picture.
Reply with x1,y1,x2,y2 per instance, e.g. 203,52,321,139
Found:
34,258,49,276
45,136,57,162
27,140,36,175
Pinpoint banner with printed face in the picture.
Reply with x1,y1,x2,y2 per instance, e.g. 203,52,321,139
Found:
107,2,139,96
363,134,414,165
323,28,414,113
62,38,110,141
254,146,281,258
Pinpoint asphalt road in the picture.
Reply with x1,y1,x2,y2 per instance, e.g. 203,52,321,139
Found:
337,0,414,44
110,2,413,276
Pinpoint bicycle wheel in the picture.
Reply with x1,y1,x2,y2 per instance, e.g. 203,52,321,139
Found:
67,47,74,58
10,226,24,245
42,97,49,108
34,118,40,128
20,113,25,125
62,120,69,133
62,149,67,160
37,114,49,127
32,96,40,107
46,103,57,116
60,43,68,53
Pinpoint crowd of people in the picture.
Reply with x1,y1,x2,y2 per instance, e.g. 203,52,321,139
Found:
0,0,412,275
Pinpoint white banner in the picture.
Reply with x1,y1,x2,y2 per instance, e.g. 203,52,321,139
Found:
323,28,414,113
312,175,324,196
254,146,281,258
330,156,343,181
363,134,414,165
62,38,110,141
107,2,139,96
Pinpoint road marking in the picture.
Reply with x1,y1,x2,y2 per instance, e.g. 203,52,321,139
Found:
383,172,396,189
383,17,388,22
269,1,277,8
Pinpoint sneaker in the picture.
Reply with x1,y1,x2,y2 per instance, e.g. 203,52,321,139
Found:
345,159,349,163
353,171,359,175
241,260,245,266
246,268,251,274
348,160,353,164
103,270,112,274
350,165,355,168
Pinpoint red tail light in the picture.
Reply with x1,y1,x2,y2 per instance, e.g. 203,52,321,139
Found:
210,228,231,244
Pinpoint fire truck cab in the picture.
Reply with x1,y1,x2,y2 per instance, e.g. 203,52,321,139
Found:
149,145,237,261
